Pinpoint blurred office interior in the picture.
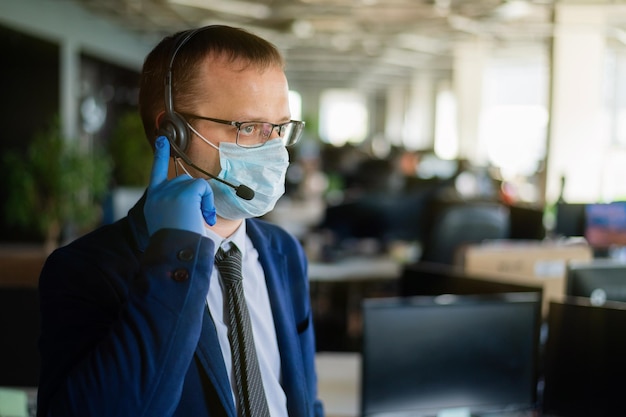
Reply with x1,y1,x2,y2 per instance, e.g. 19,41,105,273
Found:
3,0,626,246
3,1,626,416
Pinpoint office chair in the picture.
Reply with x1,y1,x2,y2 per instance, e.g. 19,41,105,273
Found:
419,200,510,265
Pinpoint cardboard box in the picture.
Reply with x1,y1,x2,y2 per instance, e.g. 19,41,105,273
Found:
459,239,594,316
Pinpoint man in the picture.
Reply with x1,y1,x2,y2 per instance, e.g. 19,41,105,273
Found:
37,25,323,417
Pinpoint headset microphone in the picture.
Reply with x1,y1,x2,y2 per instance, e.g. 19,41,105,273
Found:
168,138,255,201
158,26,255,201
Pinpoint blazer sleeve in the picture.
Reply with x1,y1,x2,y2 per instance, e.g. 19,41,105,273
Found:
37,228,215,417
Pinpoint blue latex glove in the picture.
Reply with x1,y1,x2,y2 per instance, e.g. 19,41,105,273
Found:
144,136,216,236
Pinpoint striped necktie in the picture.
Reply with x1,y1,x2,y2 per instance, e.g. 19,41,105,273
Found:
215,245,271,417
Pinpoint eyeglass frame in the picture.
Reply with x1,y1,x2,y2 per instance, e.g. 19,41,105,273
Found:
181,113,305,148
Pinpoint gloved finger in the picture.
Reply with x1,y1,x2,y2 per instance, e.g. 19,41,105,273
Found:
200,185,216,226
149,136,170,190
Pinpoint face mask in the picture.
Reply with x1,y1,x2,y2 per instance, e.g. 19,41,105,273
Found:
185,124,290,220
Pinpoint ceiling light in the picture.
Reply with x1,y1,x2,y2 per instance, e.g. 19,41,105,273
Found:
292,20,315,38
169,0,271,19
492,0,532,21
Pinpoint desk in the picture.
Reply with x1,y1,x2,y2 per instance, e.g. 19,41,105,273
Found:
308,257,401,282
0,245,46,288
316,352,360,417
0,387,37,417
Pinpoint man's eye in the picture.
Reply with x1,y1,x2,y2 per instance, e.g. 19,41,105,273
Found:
240,124,257,136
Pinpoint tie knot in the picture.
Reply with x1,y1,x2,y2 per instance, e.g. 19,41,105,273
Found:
215,246,243,283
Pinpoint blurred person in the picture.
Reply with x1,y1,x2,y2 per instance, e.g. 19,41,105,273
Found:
397,148,420,178
37,25,323,417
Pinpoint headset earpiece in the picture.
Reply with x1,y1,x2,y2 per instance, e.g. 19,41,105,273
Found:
157,111,190,157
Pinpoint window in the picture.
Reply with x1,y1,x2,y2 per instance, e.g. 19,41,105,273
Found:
319,89,368,146
479,49,549,181
434,80,459,160
289,90,302,121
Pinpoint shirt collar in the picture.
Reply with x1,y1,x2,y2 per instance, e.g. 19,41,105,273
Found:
204,221,248,258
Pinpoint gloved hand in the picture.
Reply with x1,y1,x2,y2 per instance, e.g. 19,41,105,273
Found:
144,136,216,236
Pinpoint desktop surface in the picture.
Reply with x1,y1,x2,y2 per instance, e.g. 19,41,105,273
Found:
399,261,543,298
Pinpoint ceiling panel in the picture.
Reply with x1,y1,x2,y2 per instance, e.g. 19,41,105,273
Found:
72,0,556,91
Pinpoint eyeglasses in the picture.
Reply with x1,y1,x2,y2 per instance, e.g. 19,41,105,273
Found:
183,113,305,148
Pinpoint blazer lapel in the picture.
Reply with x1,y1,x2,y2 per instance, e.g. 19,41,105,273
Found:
195,308,238,417
246,220,310,417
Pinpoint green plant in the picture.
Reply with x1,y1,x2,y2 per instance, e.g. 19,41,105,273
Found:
108,111,152,187
3,117,112,248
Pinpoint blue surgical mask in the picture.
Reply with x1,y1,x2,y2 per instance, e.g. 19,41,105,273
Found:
185,124,290,220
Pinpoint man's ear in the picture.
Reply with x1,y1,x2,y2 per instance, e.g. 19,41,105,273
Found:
155,111,166,130
149,111,167,151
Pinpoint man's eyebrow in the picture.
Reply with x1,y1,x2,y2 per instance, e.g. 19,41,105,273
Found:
238,115,292,123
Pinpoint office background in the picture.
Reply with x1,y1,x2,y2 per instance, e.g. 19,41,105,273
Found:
3,1,626,416
3,0,626,218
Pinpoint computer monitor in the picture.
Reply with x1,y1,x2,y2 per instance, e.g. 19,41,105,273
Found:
584,201,626,248
0,287,40,387
509,204,546,240
565,260,626,306
553,203,586,238
361,293,541,417
542,298,626,417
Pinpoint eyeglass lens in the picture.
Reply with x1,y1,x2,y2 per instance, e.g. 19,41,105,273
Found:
237,121,302,147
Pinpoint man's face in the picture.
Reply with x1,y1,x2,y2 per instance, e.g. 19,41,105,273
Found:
182,55,292,178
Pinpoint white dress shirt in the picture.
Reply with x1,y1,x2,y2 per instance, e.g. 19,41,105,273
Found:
204,222,288,417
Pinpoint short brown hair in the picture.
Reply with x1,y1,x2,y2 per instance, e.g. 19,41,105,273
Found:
138,25,285,146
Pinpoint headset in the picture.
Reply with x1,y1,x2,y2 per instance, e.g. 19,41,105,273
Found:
157,27,205,155
157,26,254,200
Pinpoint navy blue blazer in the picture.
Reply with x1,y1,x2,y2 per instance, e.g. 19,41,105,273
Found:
37,195,324,417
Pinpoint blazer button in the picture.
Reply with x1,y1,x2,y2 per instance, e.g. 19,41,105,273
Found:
177,248,194,262
172,268,189,282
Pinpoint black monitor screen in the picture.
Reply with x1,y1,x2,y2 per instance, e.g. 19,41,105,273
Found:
509,204,546,240
554,203,586,238
566,260,626,305
361,293,541,417
542,298,626,417
0,287,40,387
